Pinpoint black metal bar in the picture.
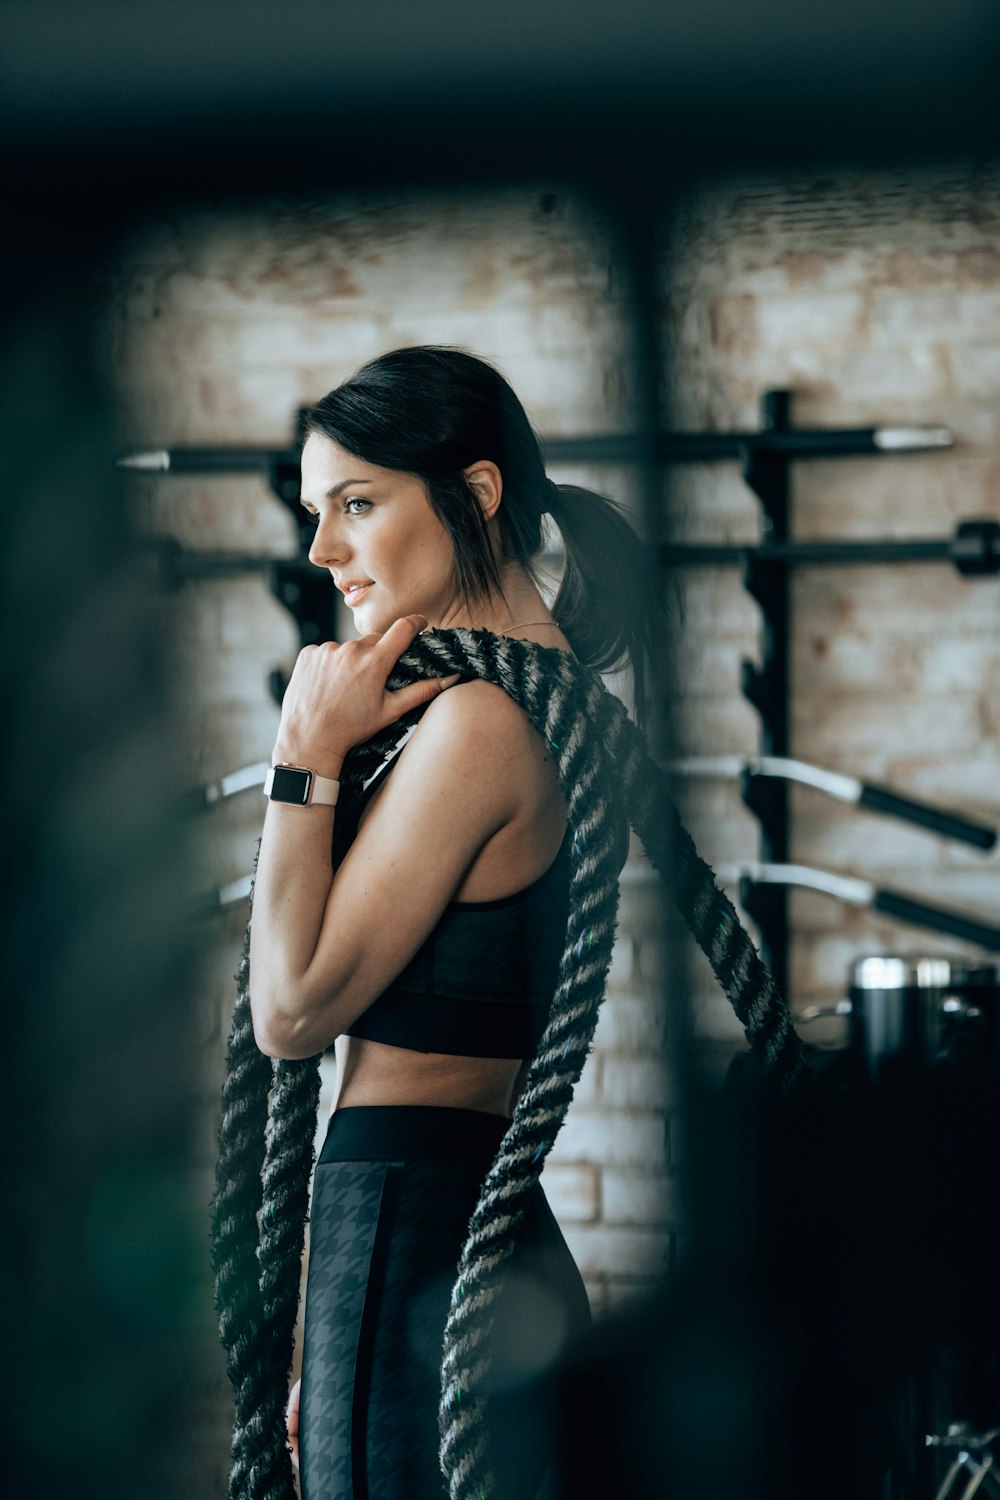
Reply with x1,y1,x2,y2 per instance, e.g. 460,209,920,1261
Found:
660,538,949,566
149,524,1000,591
737,866,1000,953
659,520,1000,574
857,785,996,851
152,526,1000,585
149,539,314,587
119,421,952,475
543,427,910,462
872,890,1000,952
737,391,792,999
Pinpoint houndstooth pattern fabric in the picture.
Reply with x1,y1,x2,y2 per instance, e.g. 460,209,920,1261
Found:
300,1151,591,1500
300,1162,391,1498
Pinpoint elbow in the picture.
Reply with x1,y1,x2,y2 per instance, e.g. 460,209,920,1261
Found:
248,974,351,1060
252,1021,311,1061
249,984,320,1060
250,1003,293,1059
252,1013,325,1061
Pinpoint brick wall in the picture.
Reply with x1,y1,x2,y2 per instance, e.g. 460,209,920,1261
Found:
659,163,1000,1051
107,164,1000,1487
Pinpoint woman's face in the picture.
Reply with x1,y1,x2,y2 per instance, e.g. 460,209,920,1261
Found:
299,433,464,634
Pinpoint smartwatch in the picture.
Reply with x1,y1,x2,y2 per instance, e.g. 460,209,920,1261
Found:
263,763,340,807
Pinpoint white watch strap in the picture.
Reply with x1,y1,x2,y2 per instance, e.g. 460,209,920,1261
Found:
310,773,340,806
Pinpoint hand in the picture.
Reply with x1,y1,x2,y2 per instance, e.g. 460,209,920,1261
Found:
272,616,461,777
286,1377,300,1471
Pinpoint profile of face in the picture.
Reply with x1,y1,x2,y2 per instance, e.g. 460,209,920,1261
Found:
300,433,495,634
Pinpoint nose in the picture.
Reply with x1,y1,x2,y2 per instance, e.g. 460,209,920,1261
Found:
308,511,350,570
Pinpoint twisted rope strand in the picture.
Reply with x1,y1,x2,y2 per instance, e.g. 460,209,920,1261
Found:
212,627,805,1500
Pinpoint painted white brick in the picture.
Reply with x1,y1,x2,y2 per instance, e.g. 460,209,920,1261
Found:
602,1057,676,1111
551,1108,667,1168
951,342,1000,399
755,292,866,350
153,473,294,555
823,345,955,411
606,932,636,986
569,1053,601,1106
868,290,962,345
560,1223,671,1279
791,806,972,875
689,991,752,1043
539,1162,599,1223
582,1277,609,1319
592,994,668,1053
602,1166,681,1226
671,694,762,758
887,751,1000,811
666,570,761,636
793,692,985,762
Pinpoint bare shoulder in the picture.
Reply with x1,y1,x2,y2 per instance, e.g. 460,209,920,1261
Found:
350,680,545,851
416,677,541,759
384,678,553,826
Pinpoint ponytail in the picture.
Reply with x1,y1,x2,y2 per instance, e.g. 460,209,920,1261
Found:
546,481,661,725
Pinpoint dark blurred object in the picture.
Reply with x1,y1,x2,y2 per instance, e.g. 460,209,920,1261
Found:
846,956,1000,1079
549,1048,1000,1499
0,278,203,1495
0,0,998,189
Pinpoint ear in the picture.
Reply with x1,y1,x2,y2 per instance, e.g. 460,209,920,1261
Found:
462,459,503,521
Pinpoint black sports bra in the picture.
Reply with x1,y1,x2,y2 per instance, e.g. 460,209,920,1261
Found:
328,711,575,1060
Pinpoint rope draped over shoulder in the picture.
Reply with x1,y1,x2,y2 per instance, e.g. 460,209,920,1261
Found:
211,628,806,1500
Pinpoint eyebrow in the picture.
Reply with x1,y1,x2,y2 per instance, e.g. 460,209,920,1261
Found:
300,478,375,507
325,478,374,500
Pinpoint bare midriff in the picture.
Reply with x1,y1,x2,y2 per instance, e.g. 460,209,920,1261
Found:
330,811,556,1121
331,1034,526,1120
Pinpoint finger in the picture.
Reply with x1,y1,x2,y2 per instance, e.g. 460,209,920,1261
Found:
286,1381,300,1469
386,674,462,719
376,614,429,661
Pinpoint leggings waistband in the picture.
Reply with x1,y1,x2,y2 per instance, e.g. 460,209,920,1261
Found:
318,1104,513,1164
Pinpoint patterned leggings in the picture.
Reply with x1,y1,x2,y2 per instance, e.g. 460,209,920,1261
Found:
300,1104,592,1500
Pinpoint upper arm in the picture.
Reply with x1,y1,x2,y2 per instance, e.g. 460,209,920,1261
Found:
285,681,533,1053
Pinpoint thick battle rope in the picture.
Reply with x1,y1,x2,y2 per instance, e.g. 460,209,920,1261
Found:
211,628,806,1500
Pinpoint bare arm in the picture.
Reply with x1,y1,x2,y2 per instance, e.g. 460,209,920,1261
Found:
249,636,532,1058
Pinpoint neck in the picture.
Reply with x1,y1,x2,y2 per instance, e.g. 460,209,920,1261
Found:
432,564,553,636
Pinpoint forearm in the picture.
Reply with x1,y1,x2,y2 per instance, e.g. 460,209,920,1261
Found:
248,747,345,1057
244,617,458,1054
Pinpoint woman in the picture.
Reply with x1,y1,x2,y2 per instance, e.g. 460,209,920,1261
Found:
213,345,742,1500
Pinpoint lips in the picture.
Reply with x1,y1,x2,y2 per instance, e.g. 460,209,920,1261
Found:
338,581,374,607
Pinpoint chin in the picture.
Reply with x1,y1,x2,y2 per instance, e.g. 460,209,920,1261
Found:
355,601,424,636
348,601,381,635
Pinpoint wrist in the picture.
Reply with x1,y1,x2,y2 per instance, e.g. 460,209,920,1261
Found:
271,744,345,781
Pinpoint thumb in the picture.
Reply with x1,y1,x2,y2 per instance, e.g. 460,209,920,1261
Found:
386,673,462,719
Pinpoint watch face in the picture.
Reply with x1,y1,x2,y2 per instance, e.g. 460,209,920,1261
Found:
269,766,312,805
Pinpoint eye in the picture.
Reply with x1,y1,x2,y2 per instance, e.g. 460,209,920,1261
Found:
344,497,372,516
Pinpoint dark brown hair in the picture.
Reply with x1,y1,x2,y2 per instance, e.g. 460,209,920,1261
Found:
303,345,661,717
